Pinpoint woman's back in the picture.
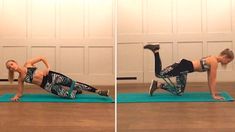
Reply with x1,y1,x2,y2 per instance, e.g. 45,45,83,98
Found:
192,56,217,72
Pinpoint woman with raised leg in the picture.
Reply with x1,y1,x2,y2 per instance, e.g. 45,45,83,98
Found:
144,44,234,100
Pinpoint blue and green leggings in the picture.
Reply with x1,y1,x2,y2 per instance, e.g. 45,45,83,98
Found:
154,52,194,95
40,71,97,99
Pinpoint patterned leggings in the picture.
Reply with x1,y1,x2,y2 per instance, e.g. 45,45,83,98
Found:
40,71,97,99
154,52,193,95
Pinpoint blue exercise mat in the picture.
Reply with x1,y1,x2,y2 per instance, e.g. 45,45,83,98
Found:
0,93,114,103
117,92,234,103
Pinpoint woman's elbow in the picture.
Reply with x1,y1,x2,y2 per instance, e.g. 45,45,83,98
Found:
39,56,46,61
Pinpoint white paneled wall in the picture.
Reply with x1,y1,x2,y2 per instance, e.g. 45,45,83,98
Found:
146,0,173,34
0,0,27,39
207,0,232,33
118,0,235,83
0,0,115,85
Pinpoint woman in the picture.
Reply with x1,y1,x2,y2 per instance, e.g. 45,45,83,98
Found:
144,44,234,100
5,56,109,101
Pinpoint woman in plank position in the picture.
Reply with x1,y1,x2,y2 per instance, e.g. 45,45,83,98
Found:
144,44,234,100
6,57,109,101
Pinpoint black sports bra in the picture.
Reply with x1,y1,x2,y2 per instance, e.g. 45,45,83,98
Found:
200,57,210,71
24,67,37,83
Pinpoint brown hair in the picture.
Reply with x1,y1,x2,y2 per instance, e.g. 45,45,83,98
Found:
220,48,234,60
5,60,17,84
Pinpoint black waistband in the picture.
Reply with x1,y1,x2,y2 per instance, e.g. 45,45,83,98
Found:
200,59,209,71
200,59,205,70
40,71,59,88
179,59,194,73
40,75,48,88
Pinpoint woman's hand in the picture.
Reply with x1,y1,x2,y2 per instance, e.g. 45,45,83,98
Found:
215,92,220,96
11,95,20,102
212,95,224,100
26,57,50,72
43,68,50,76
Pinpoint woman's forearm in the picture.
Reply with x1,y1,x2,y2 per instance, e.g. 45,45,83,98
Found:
209,81,217,96
207,59,218,98
41,57,50,69
16,80,24,97
16,86,23,97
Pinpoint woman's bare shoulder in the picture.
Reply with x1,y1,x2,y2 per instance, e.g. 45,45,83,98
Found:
207,56,218,65
207,56,217,60
23,60,34,67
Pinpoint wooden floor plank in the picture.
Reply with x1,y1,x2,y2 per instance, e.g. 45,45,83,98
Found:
117,82,235,132
0,85,115,132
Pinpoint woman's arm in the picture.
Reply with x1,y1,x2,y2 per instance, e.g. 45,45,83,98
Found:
26,56,50,69
207,58,224,100
25,56,50,75
11,78,24,102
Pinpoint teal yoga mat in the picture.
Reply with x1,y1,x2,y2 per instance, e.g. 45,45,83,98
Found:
0,93,114,103
117,92,234,103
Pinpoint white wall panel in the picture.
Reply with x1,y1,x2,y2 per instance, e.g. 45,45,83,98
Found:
177,0,202,33
118,43,143,82
60,47,85,74
59,0,84,39
0,0,2,10
118,0,143,34
146,0,173,34
2,46,27,65
207,0,232,33
0,0,115,85
31,0,56,39
88,0,113,38
31,46,56,70
0,0,27,39
0,0,2,35
118,43,143,73
207,41,233,56
88,47,113,75
118,0,235,83
177,42,203,60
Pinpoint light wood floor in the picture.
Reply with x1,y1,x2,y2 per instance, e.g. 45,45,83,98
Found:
3,83,235,132
117,82,235,132
0,85,115,132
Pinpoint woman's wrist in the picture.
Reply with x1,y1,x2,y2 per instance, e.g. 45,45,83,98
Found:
16,94,22,97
